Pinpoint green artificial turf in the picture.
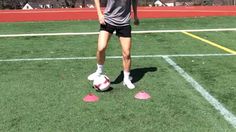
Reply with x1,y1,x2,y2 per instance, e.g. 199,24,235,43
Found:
0,16,236,131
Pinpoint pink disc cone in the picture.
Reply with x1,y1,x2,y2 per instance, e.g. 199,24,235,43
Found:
135,91,151,100
83,93,99,102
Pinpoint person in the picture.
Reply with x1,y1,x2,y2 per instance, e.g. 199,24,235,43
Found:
88,0,139,89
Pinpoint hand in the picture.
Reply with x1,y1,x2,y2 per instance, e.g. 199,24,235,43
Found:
134,18,139,26
98,14,105,25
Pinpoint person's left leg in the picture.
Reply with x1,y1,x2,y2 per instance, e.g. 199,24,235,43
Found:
119,37,135,89
119,37,131,72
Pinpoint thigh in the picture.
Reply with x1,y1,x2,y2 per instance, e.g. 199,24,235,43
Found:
98,23,115,50
119,37,132,54
98,30,112,51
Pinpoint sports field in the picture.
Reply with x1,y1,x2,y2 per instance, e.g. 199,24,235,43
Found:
0,16,236,131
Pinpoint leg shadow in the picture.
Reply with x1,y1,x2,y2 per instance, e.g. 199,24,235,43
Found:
111,67,158,84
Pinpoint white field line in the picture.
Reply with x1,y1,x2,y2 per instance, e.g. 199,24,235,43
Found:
1,28,236,38
163,56,236,128
0,32,99,37
0,53,234,62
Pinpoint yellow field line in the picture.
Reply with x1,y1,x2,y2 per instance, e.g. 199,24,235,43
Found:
182,31,236,55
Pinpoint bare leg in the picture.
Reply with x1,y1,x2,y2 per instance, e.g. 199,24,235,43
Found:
119,37,135,89
119,37,132,72
97,31,112,65
88,30,112,81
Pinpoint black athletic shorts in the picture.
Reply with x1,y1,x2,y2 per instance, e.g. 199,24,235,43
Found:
100,23,132,37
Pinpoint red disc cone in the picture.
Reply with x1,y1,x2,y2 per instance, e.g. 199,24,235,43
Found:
135,91,151,100
83,93,99,102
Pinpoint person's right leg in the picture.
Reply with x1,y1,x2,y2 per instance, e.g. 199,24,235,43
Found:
96,30,111,65
88,30,112,81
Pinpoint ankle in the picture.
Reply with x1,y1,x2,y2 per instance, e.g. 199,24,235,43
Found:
96,64,103,74
123,71,130,81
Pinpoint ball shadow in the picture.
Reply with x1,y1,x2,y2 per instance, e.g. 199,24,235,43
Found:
92,86,114,92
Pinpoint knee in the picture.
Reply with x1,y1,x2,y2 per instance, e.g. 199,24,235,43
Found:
97,47,106,53
122,52,131,60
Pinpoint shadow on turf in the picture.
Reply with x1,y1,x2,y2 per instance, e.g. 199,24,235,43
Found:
111,67,158,84
92,86,114,92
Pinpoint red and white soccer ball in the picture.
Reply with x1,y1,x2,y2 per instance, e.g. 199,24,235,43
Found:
93,75,110,91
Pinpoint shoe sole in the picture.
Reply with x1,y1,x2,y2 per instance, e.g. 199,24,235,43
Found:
123,82,135,89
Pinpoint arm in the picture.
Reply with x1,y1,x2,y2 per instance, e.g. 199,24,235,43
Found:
132,0,139,25
94,0,105,24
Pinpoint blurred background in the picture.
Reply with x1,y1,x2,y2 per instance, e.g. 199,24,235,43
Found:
0,0,235,10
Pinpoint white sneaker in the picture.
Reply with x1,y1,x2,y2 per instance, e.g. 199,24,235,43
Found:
87,72,101,81
123,79,135,89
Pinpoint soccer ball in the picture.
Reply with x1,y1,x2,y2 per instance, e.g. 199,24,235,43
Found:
93,75,110,91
